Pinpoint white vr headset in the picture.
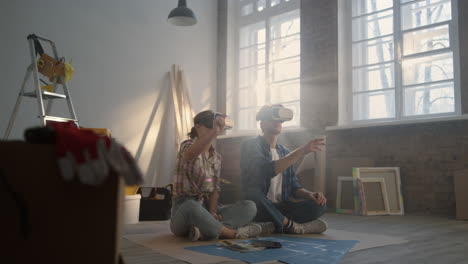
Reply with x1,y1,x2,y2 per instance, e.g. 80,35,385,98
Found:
213,112,234,130
256,106,294,122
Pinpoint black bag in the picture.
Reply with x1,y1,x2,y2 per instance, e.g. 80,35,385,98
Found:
138,184,173,221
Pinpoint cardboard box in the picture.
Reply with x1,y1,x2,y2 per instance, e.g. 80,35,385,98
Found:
0,141,124,263
454,169,468,220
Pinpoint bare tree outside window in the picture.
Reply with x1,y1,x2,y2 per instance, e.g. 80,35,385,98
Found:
350,0,458,121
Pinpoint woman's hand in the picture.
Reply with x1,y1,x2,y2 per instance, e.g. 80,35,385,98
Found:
210,211,222,221
212,115,225,135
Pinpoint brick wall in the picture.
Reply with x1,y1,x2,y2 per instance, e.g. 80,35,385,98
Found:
300,0,338,131
326,120,468,215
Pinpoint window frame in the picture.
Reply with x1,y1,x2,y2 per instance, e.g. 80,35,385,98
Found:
229,0,301,134
346,0,461,126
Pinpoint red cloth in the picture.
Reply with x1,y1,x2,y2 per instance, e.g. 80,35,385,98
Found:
47,121,143,185
49,121,110,163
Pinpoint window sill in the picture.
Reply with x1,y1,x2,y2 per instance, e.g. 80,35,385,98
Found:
217,126,308,139
326,114,468,131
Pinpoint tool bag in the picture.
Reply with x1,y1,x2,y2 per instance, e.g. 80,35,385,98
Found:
138,184,173,221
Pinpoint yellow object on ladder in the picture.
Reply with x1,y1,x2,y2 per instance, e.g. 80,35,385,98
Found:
41,84,54,92
3,34,79,139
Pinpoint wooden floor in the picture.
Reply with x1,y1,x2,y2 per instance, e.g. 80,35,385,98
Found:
121,213,468,264
323,213,468,264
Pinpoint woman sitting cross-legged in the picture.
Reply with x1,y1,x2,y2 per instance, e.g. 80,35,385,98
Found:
170,110,261,241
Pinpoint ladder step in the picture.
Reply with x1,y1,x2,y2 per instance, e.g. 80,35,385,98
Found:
43,116,77,123
23,90,67,100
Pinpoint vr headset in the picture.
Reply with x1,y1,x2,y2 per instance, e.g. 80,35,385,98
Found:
215,112,234,130
256,106,294,122
198,112,234,130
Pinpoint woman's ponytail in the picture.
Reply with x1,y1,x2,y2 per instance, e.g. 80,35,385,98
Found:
187,126,198,139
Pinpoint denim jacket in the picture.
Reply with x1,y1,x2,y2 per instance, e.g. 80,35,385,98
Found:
240,136,303,202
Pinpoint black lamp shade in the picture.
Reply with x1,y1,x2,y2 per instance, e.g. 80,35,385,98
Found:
168,0,197,26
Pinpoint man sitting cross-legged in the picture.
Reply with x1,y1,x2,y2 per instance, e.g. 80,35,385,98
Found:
240,104,328,235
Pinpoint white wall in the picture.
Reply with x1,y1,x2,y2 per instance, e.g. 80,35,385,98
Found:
0,0,218,186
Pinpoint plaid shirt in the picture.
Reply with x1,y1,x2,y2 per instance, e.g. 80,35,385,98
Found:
174,139,222,198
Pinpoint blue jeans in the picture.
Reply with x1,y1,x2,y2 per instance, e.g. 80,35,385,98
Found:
245,191,327,233
170,196,257,240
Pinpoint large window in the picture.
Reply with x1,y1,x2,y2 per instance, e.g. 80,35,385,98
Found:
346,0,459,123
227,0,301,132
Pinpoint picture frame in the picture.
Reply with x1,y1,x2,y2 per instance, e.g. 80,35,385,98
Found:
336,176,355,214
353,167,404,215
358,177,390,216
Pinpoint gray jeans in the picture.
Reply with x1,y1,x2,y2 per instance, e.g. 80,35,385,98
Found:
170,196,257,240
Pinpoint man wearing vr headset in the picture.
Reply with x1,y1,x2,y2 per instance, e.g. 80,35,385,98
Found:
170,110,261,241
240,104,328,234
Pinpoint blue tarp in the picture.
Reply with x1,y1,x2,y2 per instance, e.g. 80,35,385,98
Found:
185,236,358,264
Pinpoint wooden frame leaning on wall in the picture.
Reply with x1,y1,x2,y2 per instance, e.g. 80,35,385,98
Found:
336,176,355,215
353,167,405,216
358,177,390,216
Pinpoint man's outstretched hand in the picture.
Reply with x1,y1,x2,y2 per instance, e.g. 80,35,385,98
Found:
301,138,325,155
310,192,327,206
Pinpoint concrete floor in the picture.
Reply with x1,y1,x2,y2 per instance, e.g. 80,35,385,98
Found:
121,213,468,264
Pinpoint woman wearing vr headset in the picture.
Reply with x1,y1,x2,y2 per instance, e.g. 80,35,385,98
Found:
170,110,261,241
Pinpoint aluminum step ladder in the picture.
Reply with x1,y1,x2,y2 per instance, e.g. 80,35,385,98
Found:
3,34,78,139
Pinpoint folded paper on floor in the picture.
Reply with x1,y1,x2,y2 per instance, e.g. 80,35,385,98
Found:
123,221,408,264
186,236,358,264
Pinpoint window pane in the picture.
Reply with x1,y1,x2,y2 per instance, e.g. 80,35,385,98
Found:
270,34,300,62
270,9,300,39
353,63,395,92
402,52,453,85
239,66,265,88
281,101,300,127
404,81,454,116
239,68,252,88
401,0,451,30
240,44,266,68
352,9,393,42
352,0,393,17
353,90,395,120
353,36,394,66
239,88,257,108
241,3,254,16
240,22,265,48
270,80,300,104
257,0,266,12
238,108,257,130
403,25,449,55
234,6,301,131
270,56,300,82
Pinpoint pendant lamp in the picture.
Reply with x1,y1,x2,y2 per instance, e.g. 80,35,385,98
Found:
168,0,197,26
